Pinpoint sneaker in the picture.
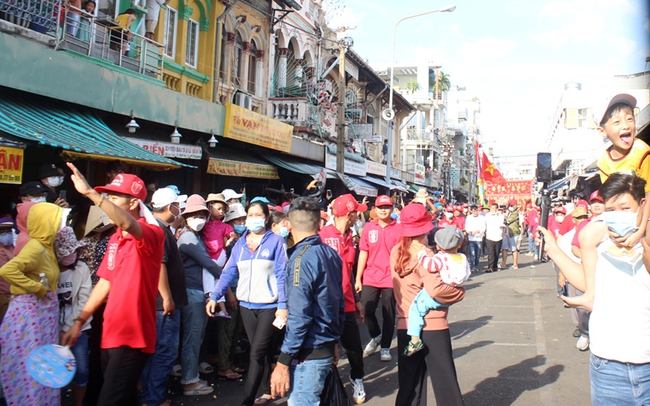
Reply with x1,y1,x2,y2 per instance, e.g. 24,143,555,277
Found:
572,328,581,338
350,378,366,404
533,255,539,260
363,335,381,357
380,348,392,362
576,335,589,351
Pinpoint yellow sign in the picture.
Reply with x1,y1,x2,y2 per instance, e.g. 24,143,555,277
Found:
0,146,24,184
223,103,293,153
207,158,279,179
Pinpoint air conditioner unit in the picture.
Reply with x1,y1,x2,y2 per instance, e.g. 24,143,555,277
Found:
234,93,252,110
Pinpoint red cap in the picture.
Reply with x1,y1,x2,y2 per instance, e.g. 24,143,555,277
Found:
95,173,147,201
445,206,454,213
462,203,469,208
331,194,368,217
401,203,434,237
590,190,604,203
534,205,541,211
576,199,589,209
375,195,393,207
508,198,517,206
554,206,566,214
453,205,462,212
526,203,533,209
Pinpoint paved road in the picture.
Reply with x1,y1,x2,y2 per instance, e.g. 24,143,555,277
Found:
63,250,591,405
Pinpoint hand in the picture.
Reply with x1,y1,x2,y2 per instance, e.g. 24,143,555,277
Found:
612,228,643,248
206,299,217,317
54,198,70,208
362,196,369,205
355,301,364,323
270,363,290,398
225,289,238,310
61,323,82,347
354,279,362,294
557,271,566,288
536,227,559,254
307,179,318,190
66,162,94,196
275,308,287,323
162,297,175,316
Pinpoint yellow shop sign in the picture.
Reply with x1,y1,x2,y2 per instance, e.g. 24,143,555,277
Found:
207,158,279,179
0,146,23,184
223,103,293,153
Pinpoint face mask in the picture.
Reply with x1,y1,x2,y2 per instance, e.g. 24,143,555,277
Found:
170,205,181,223
45,176,63,188
246,217,266,233
30,196,47,203
187,217,207,232
59,252,77,266
233,224,246,234
602,209,639,238
445,212,454,219
509,206,516,211
278,226,290,238
0,232,13,247
555,215,565,222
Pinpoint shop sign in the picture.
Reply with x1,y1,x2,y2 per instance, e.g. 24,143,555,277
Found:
484,180,533,205
325,150,366,176
414,163,425,184
223,104,293,153
126,138,203,160
207,158,279,180
366,160,386,177
0,146,23,184
390,167,402,180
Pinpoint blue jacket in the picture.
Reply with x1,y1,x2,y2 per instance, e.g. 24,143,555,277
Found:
211,229,287,310
278,234,345,366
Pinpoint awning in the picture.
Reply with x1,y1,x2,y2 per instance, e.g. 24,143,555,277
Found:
0,88,187,170
264,153,326,178
208,148,279,179
409,184,421,193
335,173,377,197
391,180,409,193
360,175,392,190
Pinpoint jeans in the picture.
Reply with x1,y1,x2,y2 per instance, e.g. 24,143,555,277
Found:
468,241,482,270
140,309,181,405
287,357,333,406
181,289,208,385
361,286,396,349
71,331,90,386
528,235,538,256
590,354,650,405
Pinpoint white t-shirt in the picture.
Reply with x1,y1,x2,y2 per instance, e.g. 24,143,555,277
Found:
465,215,486,242
589,237,650,363
484,212,505,242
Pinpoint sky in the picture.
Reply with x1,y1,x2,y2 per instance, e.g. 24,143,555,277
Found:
327,0,650,159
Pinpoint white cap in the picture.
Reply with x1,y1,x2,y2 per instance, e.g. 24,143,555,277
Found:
151,187,187,209
224,203,247,223
222,188,244,202
594,93,637,126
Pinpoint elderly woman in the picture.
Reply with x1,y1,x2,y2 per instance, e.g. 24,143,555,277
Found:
207,200,288,406
0,202,66,406
177,195,222,396
391,203,465,406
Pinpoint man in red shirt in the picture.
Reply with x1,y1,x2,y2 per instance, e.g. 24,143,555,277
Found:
319,194,367,404
453,205,466,230
438,206,456,228
62,164,165,406
355,195,403,362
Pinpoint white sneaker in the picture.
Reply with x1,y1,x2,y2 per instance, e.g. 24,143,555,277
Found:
350,378,366,404
363,335,381,357
533,255,539,260
380,348,392,362
576,335,589,351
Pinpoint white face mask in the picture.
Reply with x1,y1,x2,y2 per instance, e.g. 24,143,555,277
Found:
187,217,207,232
45,176,63,188
555,214,565,222
445,212,454,219
30,196,47,203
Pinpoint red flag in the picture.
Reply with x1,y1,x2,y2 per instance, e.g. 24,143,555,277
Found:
481,152,507,185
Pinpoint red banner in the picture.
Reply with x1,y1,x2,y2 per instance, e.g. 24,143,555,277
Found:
484,180,533,206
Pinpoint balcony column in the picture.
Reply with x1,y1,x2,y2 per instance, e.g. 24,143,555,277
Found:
276,47,289,89
294,58,306,91
241,41,251,92
255,50,265,97
222,32,235,89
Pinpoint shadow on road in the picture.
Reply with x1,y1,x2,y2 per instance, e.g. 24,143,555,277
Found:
453,340,493,359
463,281,483,291
450,315,493,340
462,355,564,406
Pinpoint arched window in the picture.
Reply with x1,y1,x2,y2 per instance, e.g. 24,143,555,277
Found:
232,32,243,87
248,40,258,94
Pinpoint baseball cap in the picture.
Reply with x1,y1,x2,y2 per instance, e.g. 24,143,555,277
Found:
375,195,393,207
19,181,48,197
222,188,244,202
166,185,181,195
554,206,567,214
595,93,636,126
95,173,147,201
331,194,368,217
571,207,588,218
151,187,187,209
435,226,464,250
575,199,589,209
37,163,62,179
445,206,454,213
508,199,517,206
589,190,604,203
224,203,247,222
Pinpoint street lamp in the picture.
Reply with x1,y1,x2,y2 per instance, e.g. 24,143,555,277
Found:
383,5,456,186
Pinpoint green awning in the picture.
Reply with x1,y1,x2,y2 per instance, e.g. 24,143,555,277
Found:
0,88,189,170
264,153,325,177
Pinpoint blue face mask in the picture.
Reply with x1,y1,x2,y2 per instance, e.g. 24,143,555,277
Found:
278,226,290,238
233,224,246,234
0,232,13,247
602,209,639,238
245,217,266,233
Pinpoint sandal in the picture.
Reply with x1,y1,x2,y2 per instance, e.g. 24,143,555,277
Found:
232,366,245,373
217,369,243,380
183,382,214,396
199,362,214,374
254,395,278,406
403,339,424,356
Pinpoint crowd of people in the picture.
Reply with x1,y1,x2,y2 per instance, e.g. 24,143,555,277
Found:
0,92,647,406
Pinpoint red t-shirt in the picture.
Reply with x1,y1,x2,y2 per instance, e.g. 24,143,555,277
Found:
571,218,591,248
359,220,403,288
97,218,165,353
559,215,575,236
319,224,356,313
453,215,466,230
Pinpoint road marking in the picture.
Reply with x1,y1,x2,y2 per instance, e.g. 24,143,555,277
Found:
491,343,538,347
533,291,553,405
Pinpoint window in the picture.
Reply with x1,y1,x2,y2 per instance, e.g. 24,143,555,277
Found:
163,7,177,58
232,32,243,87
186,19,199,68
248,41,257,94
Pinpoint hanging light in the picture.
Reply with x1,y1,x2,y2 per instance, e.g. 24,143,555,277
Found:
126,111,139,133
170,127,182,144
208,134,219,148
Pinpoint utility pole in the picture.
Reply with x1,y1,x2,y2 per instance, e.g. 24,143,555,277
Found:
336,28,353,174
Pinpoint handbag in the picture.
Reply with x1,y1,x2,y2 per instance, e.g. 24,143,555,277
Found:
320,366,351,406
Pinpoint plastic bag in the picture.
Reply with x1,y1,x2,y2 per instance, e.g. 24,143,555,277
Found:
320,366,351,406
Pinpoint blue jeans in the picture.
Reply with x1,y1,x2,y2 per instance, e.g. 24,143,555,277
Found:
287,357,333,406
140,309,181,405
591,353,650,405
407,289,447,338
181,289,208,385
468,241,482,270
71,331,89,386
528,235,538,256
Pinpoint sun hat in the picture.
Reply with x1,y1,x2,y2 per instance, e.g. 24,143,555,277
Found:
55,226,86,259
594,93,637,126
205,193,229,210
83,206,114,237
331,194,368,217
589,190,604,203
571,207,588,218
412,189,429,204
151,187,187,209
434,226,464,250
224,203,247,223
181,194,209,216
95,173,147,201
375,195,393,207
400,203,434,237
222,188,244,202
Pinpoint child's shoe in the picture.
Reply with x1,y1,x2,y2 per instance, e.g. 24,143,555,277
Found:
404,339,424,356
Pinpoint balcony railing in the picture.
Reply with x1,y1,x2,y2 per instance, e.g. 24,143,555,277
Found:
403,128,437,142
0,0,58,33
